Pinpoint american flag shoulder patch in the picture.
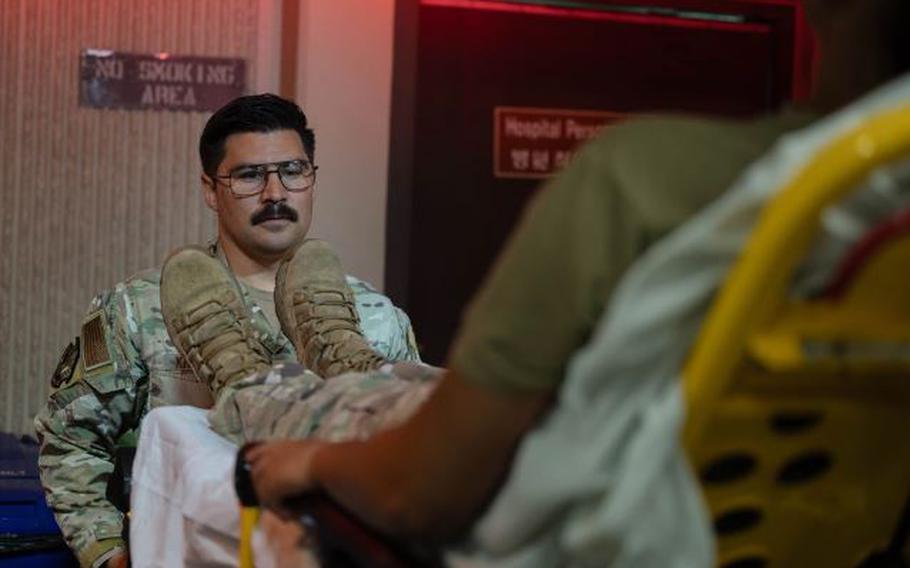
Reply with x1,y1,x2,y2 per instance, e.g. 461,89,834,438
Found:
82,310,112,371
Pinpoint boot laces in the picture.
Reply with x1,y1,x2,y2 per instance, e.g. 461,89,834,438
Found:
293,288,385,374
174,289,270,389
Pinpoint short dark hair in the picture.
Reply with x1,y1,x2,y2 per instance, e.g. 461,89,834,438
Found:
198,93,315,177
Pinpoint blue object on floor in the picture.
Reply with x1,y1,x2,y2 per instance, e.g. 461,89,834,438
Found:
0,433,78,566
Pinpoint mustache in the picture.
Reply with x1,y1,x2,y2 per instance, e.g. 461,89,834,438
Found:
251,202,299,225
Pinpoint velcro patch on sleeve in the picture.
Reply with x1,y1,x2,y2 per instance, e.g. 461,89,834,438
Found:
51,337,80,389
82,311,112,371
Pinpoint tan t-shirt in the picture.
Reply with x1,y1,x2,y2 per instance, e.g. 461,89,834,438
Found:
244,284,282,335
449,110,817,392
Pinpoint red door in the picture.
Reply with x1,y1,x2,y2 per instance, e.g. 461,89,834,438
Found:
387,0,814,364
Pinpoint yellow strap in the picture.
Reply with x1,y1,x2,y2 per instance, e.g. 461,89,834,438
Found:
239,506,261,568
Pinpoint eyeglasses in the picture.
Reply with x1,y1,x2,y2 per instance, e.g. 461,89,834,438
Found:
213,159,318,197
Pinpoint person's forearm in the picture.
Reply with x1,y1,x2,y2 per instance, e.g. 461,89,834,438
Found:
35,383,134,567
39,446,125,567
309,370,552,540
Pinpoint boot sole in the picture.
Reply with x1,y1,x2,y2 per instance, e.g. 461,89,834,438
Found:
160,245,240,385
274,250,299,358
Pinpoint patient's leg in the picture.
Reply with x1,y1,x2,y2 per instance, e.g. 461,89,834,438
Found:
275,239,387,377
160,246,273,398
208,363,439,444
207,239,439,444
162,240,439,445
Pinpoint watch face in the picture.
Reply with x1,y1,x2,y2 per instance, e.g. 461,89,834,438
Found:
52,337,81,389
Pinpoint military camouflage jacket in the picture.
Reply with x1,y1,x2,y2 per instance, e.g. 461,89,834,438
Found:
34,254,419,568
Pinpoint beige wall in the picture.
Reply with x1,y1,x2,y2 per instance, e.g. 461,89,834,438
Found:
0,0,276,435
295,0,396,289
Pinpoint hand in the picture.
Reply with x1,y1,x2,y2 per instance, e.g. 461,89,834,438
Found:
106,552,128,568
247,440,325,508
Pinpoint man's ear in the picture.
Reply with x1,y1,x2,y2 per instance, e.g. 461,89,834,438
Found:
202,174,219,213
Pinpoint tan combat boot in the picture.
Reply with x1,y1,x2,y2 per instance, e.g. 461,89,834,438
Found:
160,246,271,398
275,239,386,378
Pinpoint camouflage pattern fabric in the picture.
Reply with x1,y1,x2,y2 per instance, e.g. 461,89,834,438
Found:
33,248,420,568
209,362,439,445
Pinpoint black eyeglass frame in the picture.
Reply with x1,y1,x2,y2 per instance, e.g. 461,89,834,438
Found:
211,159,318,198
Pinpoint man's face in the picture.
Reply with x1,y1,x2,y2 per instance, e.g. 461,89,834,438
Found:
203,129,314,264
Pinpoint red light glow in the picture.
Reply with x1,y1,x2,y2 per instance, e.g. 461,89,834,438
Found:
420,0,769,33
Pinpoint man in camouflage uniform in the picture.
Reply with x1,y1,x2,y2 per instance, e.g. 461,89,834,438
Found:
34,94,420,568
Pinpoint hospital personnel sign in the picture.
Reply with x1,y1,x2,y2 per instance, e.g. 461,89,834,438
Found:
494,107,625,179
79,49,246,112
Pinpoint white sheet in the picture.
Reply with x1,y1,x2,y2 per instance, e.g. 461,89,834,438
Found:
130,405,277,568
